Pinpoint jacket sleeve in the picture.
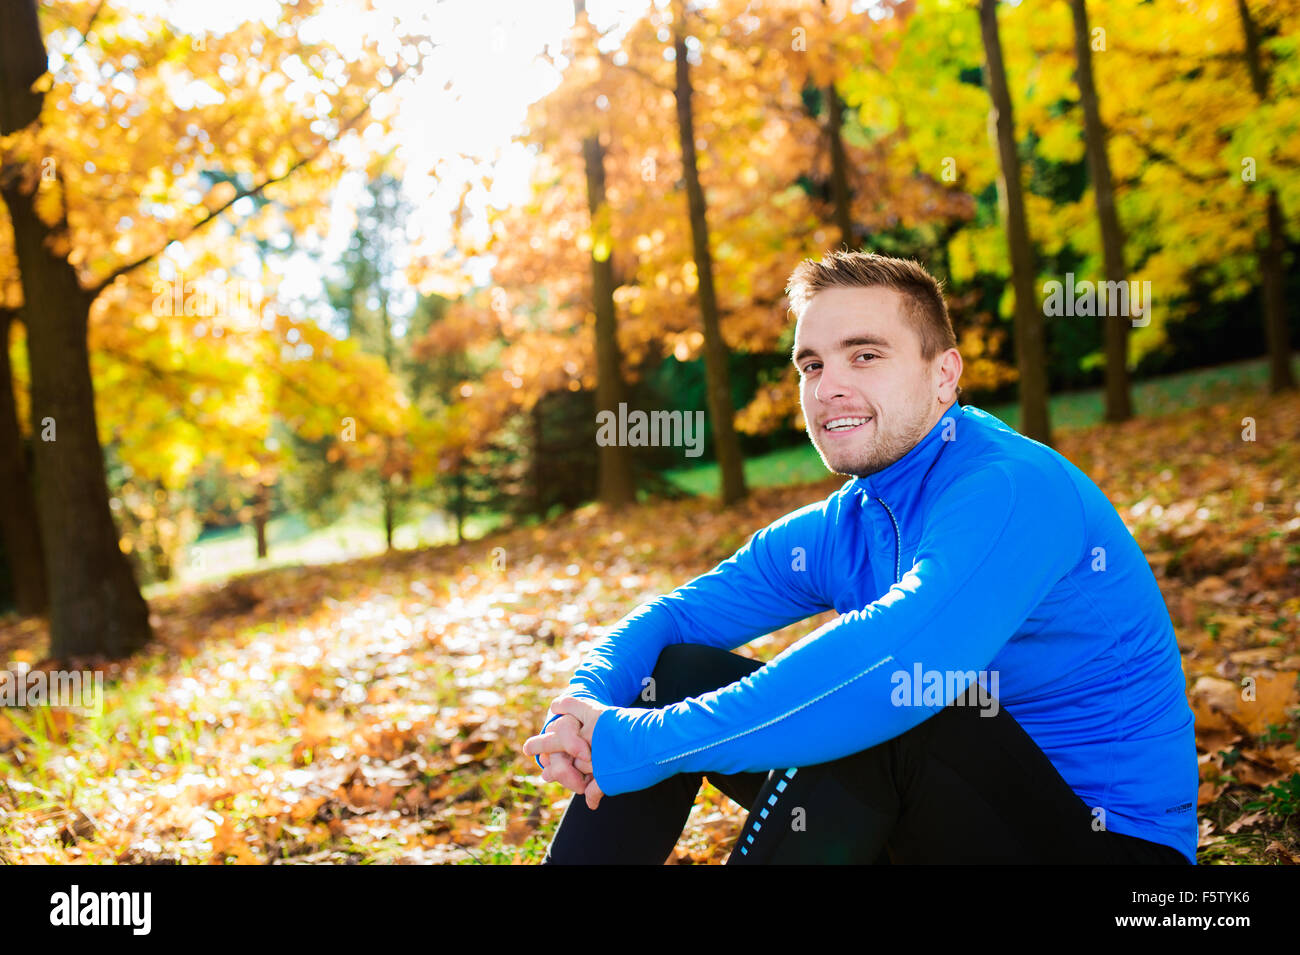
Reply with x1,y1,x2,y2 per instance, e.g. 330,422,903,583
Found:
532,496,837,769
587,462,1087,795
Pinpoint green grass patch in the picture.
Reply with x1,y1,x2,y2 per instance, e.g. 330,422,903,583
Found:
144,501,511,599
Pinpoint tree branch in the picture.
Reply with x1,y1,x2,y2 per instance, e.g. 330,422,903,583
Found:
87,63,413,299
1026,39,1239,64
609,57,675,93
49,0,107,75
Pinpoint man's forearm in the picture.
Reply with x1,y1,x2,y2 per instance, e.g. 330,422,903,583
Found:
558,597,688,710
536,499,834,774
556,503,834,712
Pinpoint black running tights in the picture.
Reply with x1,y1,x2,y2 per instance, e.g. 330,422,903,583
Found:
540,643,1189,864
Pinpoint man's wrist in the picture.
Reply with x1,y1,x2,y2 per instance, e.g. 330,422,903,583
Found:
588,706,609,791
583,702,683,797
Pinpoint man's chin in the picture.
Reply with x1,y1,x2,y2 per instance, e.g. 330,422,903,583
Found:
814,447,868,478
814,446,896,479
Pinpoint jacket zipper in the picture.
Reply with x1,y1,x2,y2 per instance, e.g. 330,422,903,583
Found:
877,497,901,584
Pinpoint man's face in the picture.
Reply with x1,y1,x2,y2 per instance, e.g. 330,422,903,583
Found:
792,285,942,478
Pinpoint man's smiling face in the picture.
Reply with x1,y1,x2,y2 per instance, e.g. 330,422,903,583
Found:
793,285,955,478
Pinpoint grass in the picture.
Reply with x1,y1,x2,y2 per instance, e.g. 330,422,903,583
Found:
144,500,511,600
665,442,836,497
979,354,1298,432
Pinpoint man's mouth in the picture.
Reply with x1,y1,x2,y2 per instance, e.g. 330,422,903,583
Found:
822,415,873,436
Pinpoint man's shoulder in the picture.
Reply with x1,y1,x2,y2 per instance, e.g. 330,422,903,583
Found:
740,481,867,556
762,484,850,534
935,407,1089,509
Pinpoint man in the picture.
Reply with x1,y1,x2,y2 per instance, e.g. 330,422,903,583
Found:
523,250,1197,864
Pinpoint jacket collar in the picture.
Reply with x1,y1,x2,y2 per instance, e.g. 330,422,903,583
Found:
850,399,964,502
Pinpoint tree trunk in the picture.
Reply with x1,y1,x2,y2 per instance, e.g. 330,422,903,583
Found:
1070,0,1132,422
0,0,45,135
671,11,747,506
531,402,546,518
0,173,152,658
0,308,49,614
382,474,395,551
453,462,465,545
826,83,855,250
1237,0,1296,393
253,480,270,560
1260,190,1294,392
979,0,1052,446
581,133,637,509
574,0,636,512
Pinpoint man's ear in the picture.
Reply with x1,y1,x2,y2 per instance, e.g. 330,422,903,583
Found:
935,348,963,403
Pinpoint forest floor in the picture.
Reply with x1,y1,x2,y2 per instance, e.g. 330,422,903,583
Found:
1,388,1298,864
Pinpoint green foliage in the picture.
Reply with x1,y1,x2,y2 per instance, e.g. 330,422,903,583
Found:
1244,773,1300,820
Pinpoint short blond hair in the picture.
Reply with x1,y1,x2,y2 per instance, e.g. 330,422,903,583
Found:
787,251,959,374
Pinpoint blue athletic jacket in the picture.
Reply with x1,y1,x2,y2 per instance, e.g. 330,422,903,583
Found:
538,401,1199,862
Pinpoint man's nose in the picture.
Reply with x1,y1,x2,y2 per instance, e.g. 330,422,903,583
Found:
814,363,849,402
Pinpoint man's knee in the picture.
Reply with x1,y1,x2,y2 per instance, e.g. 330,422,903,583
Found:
889,685,1012,762
646,643,717,706
645,643,759,707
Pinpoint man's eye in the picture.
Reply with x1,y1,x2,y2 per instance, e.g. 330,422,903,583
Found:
856,353,878,363
801,363,820,375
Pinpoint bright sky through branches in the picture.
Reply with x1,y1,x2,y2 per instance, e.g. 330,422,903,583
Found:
105,0,656,304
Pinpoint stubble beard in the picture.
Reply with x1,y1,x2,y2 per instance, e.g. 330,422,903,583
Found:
811,400,936,479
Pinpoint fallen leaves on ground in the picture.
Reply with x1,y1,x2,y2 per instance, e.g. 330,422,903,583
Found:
0,390,1297,863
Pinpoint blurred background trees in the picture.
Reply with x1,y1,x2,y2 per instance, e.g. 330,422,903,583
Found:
0,0,1295,657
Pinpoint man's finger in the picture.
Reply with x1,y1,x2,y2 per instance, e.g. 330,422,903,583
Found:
585,778,603,811
523,731,575,757
572,754,593,774
547,753,589,795
540,754,560,784
554,723,591,763
524,726,590,768
540,752,562,782
550,712,582,731
550,696,594,725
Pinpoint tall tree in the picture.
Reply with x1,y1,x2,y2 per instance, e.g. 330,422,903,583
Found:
327,171,415,551
0,0,153,655
0,308,46,613
1236,0,1296,393
671,0,747,505
979,0,1051,445
2,174,153,656
0,0,414,656
1070,0,1133,422
574,1,636,509
824,83,855,250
